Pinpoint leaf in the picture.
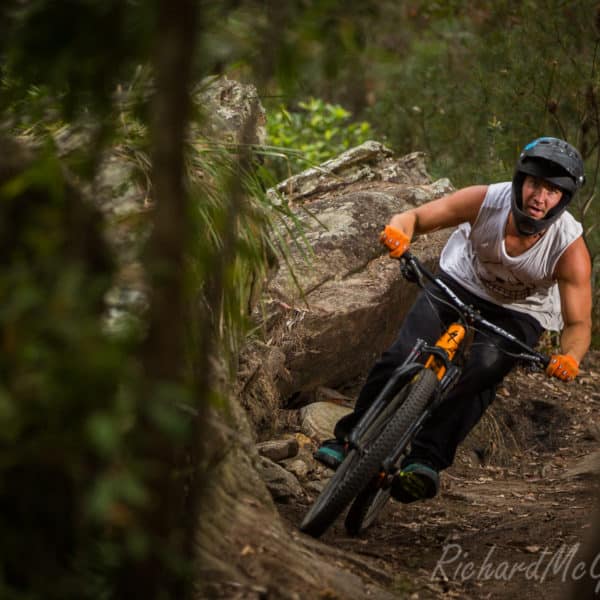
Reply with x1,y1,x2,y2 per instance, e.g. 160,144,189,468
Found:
86,413,121,457
582,192,595,217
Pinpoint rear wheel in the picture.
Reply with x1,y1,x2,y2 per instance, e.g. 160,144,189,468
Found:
300,369,438,538
344,368,439,535
345,483,391,535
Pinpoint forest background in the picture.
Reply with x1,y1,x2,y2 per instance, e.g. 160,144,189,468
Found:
1,1,600,599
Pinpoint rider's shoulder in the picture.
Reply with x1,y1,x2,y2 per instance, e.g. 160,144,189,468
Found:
554,235,591,281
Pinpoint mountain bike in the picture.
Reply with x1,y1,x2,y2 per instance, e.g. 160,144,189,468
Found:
299,250,549,538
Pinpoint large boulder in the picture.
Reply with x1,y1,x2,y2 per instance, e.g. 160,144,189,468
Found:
239,143,454,431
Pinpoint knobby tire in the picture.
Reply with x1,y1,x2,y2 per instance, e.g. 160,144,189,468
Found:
344,368,438,534
300,369,438,538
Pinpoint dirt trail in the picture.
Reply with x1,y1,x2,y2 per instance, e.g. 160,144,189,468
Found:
279,354,600,599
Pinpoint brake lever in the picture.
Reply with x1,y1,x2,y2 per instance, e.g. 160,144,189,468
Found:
523,361,544,373
520,353,550,373
400,259,419,283
400,253,424,286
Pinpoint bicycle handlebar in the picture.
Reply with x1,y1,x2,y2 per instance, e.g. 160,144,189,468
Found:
399,251,550,370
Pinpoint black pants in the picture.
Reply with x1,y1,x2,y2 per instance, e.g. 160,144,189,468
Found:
334,272,543,471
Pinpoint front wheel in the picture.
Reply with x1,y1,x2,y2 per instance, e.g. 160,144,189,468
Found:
344,368,439,535
300,368,438,538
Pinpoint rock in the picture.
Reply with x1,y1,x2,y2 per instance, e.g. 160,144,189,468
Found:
251,147,452,408
284,458,310,480
583,422,600,441
256,438,299,462
300,401,353,442
562,451,600,479
240,140,454,429
280,232,448,398
269,142,431,203
315,386,354,406
255,456,304,503
403,178,454,205
293,432,314,450
268,189,446,303
196,75,267,146
305,479,327,495
237,343,291,433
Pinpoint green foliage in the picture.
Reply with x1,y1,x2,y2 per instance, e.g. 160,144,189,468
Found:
0,0,155,119
266,97,374,179
365,2,600,247
201,1,381,108
0,139,139,599
0,2,191,598
0,63,301,596
185,139,290,364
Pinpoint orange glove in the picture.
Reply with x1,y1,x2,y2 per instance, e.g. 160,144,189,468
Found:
380,225,410,258
546,354,579,381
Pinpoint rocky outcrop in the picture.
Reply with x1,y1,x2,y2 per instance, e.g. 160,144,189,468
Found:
94,75,269,332
269,141,441,202
240,142,454,433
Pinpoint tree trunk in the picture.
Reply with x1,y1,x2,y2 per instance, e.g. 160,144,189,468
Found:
115,1,198,598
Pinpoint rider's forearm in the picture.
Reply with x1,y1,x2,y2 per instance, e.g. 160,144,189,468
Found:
389,211,417,240
560,321,591,364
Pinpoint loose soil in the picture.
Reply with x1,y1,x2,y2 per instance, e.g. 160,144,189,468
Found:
277,352,600,599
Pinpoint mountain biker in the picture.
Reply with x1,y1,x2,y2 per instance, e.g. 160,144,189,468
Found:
315,136,592,503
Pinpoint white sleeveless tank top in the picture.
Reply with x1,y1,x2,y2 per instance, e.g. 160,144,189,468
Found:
439,182,583,331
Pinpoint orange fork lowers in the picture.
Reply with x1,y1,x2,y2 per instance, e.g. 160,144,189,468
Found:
425,323,466,380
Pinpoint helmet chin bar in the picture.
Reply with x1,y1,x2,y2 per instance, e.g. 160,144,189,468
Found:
511,202,565,236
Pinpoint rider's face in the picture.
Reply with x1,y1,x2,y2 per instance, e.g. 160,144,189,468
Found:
521,175,563,219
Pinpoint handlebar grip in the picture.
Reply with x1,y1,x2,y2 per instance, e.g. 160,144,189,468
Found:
523,349,549,369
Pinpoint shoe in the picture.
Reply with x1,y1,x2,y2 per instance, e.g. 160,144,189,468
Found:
391,462,440,503
314,439,347,470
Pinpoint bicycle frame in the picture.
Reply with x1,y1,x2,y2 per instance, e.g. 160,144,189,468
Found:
348,250,549,471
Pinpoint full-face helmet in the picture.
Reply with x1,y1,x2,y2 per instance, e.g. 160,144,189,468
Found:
511,137,585,236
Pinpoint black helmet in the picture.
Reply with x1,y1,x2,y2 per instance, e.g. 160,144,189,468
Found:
511,137,585,236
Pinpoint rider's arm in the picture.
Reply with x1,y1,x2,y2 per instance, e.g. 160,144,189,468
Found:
554,236,592,363
389,185,488,239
